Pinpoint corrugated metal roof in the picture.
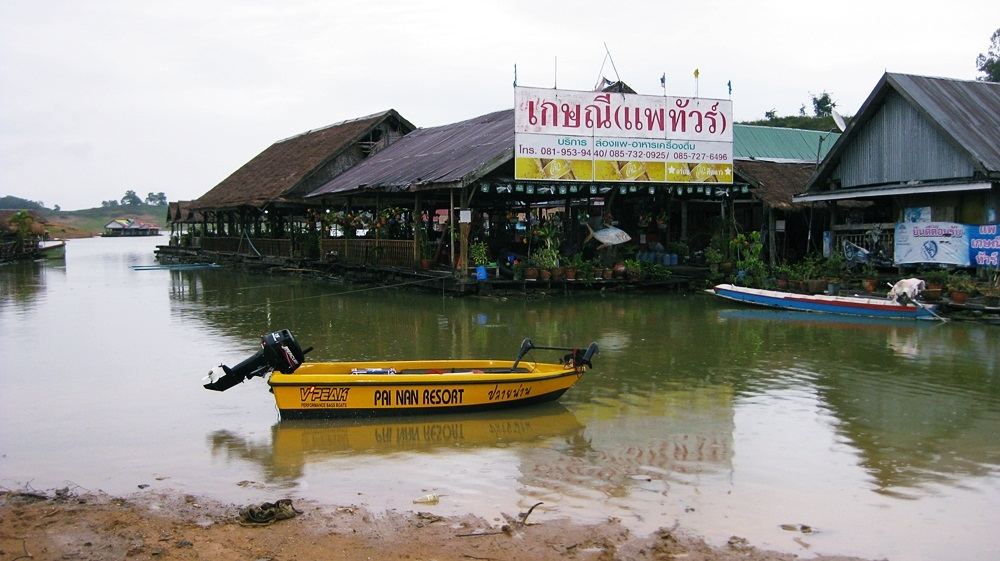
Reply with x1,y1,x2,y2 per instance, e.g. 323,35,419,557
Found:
888,73,1000,172
733,124,839,163
308,110,514,197
810,73,1000,191
194,110,414,210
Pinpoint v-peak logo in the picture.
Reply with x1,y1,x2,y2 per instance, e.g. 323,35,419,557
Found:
300,386,350,402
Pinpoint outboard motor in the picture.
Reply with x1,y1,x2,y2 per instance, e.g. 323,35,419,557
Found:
203,329,309,392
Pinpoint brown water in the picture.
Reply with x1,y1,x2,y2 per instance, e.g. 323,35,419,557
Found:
2,236,999,560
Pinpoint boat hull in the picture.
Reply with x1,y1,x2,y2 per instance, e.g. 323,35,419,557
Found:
713,284,938,321
37,240,66,259
268,359,584,419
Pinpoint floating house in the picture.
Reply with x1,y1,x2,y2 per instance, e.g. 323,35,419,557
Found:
795,73,1000,263
103,218,160,237
189,110,415,257
170,85,839,273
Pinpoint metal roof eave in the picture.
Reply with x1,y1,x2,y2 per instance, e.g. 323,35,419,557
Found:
792,181,993,203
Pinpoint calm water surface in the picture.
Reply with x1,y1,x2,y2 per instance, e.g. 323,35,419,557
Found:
2,237,998,561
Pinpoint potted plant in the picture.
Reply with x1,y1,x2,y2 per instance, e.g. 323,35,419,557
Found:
772,263,793,290
861,260,878,293
533,247,560,281
470,241,490,280
980,285,1000,308
419,237,437,269
946,272,975,304
624,258,642,281
565,253,586,281
918,268,949,300
524,258,539,281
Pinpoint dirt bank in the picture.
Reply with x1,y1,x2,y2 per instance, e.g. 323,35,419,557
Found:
0,489,878,561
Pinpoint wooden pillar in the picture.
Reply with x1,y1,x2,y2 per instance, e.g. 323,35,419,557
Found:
412,192,422,265
767,205,777,266
449,189,455,271
458,187,470,278
680,200,688,241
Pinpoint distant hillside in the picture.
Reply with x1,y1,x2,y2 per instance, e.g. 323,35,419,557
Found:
42,205,168,238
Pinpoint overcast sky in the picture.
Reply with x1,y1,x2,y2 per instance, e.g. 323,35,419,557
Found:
1,0,996,210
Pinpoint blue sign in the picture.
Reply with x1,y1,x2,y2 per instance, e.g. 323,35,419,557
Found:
969,224,1000,267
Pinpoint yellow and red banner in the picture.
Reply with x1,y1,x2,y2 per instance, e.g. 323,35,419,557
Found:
514,87,733,184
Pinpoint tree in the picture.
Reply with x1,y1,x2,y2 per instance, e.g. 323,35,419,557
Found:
145,191,167,206
976,28,1000,82
121,190,142,206
101,199,120,208
764,109,777,120
811,91,836,117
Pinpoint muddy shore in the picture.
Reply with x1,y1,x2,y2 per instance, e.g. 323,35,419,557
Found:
1,489,877,561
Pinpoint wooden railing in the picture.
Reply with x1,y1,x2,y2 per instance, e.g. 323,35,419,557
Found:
832,223,895,259
199,237,291,257
321,239,415,267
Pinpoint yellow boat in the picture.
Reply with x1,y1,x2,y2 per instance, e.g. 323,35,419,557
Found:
204,329,597,419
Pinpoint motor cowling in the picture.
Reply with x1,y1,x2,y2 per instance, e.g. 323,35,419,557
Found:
203,329,307,392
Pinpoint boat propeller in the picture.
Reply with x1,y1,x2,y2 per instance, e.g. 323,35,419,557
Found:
203,329,312,392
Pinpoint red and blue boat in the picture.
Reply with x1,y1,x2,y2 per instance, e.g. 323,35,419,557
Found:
711,283,942,321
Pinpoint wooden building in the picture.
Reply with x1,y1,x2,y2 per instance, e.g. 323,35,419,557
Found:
795,73,1000,259
103,218,160,237
189,110,415,256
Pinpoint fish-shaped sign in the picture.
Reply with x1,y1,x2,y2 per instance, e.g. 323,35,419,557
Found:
584,224,631,249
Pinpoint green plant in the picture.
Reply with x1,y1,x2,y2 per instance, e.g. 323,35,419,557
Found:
919,268,951,286
576,259,596,283
730,231,766,288
532,247,560,269
640,261,672,281
771,263,794,279
624,258,642,277
822,252,846,279
947,272,976,293
470,241,490,266
705,247,723,267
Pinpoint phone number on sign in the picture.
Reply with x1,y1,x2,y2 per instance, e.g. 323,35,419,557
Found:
590,149,668,159
670,152,730,162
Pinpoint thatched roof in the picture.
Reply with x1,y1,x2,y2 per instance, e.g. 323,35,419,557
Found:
735,160,816,210
166,201,204,224
194,110,414,210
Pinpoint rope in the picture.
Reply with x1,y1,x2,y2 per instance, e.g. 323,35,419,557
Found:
218,275,446,312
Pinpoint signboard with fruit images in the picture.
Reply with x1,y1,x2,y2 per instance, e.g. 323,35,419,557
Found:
514,86,732,184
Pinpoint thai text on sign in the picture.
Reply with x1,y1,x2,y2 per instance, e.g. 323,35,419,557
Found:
514,87,733,184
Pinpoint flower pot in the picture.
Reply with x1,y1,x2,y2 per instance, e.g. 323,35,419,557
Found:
806,279,827,294
613,262,626,278
827,281,841,295
539,269,552,281
602,268,614,280
985,295,1000,308
565,267,577,281
419,258,432,270
475,265,488,280
776,278,789,290
920,288,942,301
525,267,538,281
949,290,969,304
550,267,564,281
862,278,877,293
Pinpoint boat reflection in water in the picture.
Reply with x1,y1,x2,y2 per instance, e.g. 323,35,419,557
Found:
209,403,585,480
